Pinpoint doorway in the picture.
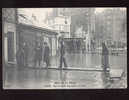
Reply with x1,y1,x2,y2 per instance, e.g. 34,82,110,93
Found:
7,31,14,62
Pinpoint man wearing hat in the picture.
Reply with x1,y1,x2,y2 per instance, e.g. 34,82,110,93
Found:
59,39,68,69
43,42,50,68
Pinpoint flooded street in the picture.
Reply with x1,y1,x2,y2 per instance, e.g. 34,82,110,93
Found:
2,8,127,90
51,53,127,69
3,53,127,89
4,67,106,89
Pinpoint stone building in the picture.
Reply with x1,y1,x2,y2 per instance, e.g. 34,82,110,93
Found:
45,8,71,38
44,8,71,49
95,8,127,47
69,8,95,51
45,8,96,51
17,23,58,65
2,8,58,66
2,8,18,65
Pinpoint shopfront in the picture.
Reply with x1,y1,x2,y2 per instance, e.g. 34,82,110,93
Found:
17,23,58,67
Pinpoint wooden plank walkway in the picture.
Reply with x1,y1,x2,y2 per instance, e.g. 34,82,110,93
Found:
27,66,123,79
27,66,110,72
7,64,124,79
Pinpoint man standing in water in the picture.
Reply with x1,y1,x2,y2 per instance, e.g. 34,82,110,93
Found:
23,42,29,67
43,42,50,68
59,39,68,69
34,41,42,68
101,42,110,71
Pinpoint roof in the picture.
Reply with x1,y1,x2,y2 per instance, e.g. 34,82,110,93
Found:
17,23,58,35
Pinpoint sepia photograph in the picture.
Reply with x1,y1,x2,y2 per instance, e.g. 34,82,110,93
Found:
2,8,127,89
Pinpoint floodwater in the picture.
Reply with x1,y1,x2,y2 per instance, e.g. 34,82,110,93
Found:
51,53,127,69
3,53,127,89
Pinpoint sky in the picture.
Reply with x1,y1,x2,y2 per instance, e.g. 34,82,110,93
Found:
18,8,126,26
95,7,126,13
18,8,106,20
18,8,53,22
95,8,107,13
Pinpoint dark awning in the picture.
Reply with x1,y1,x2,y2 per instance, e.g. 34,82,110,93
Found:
17,23,58,36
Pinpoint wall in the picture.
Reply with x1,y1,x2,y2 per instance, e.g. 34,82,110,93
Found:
2,8,17,65
46,16,71,38
18,25,57,57
3,21,17,64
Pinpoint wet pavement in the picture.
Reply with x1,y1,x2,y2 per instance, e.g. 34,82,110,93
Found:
3,53,127,89
51,53,127,69
3,67,108,89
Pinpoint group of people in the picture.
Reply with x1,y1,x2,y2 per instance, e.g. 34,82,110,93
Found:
33,40,68,69
16,38,68,69
34,41,50,68
16,41,51,68
16,38,109,71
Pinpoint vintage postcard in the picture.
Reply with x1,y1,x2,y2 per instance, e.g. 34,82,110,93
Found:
2,8,127,89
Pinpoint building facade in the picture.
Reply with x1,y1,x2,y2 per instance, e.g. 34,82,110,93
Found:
17,23,58,65
45,8,71,38
2,8,17,65
69,8,95,51
45,8,96,51
2,8,58,66
95,8,127,47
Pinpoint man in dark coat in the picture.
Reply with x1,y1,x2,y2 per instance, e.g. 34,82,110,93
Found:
23,42,29,67
37,43,42,67
34,42,42,67
16,47,24,69
43,42,50,68
59,40,68,69
101,42,109,71
34,41,38,67
16,48,21,67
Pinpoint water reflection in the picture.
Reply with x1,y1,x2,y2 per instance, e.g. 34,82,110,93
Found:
60,70,68,82
27,53,127,69
101,71,110,88
3,53,126,89
54,53,127,69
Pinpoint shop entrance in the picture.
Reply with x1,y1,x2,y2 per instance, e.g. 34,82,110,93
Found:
7,31,14,62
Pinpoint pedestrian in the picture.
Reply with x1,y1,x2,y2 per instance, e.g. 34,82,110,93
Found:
34,41,38,67
21,46,25,68
34,42,42,68
23,42,29,67
101,42,110,71
16,48,21,68
59,39,68,69
37,43,42,67
16,46,24,69
43,42,50,68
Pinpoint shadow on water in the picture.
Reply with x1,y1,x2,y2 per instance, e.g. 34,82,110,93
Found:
101,71,112,88
3,53,126,89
